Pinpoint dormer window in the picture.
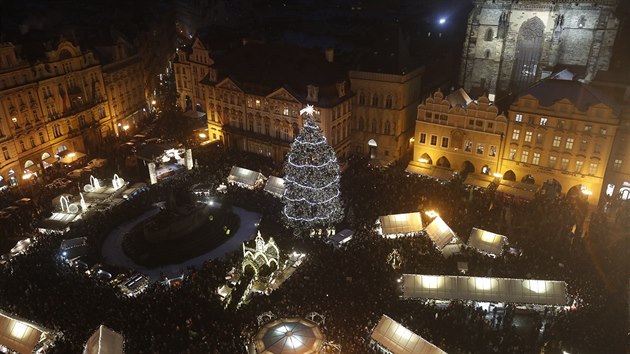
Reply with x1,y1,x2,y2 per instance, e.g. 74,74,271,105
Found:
336,82,345,97
307,85,319,102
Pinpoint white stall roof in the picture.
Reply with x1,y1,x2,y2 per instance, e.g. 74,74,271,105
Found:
371,315,447,354
468,228,507,256
402,274,568,306
378,212,423,237
60,237,88,250
0,310,51,354
263,176,285,197
424,216,456,250
227,166,263,188
83,325,124,354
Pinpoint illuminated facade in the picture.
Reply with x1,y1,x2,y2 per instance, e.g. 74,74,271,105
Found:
411,89,508,176
350,68,423,164
499,80,619,205
0,40,111,185
460,0,619,97
602,109,630,201
174,40,353,162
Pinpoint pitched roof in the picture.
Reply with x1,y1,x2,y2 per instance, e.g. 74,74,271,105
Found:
517,79,619,113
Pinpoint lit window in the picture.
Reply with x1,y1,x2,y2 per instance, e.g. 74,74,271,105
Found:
560,158,569,171
532,152,540,165
536,133,544,144
515,114,523,122
520,151,529,163
430,135,438,146
524,131,532,142
509,148,516,160
589,162,598,175
476,143,484,154
565,138,574,150
539,117,548,125
512,129,520,140
600,127,607,135
613,159,622,170
575,160,584,173
283,106,289,116
549,156,557,168
552,136,561,147
584,124,592,132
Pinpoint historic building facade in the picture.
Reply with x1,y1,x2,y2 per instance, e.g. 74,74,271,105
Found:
0,40,112,186
459,0,619,97
410,89,508,176
349,68,423,164
498,80,619,205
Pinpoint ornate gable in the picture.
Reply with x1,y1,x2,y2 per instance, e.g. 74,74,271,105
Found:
191,37,206,51
216,78,243,92
267,88,301,103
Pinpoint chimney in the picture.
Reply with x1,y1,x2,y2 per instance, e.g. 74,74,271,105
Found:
325,48,334,63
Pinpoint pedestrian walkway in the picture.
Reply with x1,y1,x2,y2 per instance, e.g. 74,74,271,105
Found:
101,206,262,281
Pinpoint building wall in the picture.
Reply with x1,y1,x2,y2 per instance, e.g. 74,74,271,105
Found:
173,37,212,111
350,68,423,163
602,108,630,201
499,94,618,205
0,40,111,185
412,90,507,175
460,0,618,96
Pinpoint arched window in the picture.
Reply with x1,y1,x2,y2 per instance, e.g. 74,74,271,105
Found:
385,95,392,109
485,28,494,41
484,49,491,59
372,94,378,107
384,121,391,135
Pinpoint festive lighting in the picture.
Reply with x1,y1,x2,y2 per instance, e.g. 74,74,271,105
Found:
418,158,429,163
198,133,207,139
283,106,343,231
122,125,130,131
421,275,441,289
493,173,503,178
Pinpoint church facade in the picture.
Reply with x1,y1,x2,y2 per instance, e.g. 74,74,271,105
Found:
459,0,619,98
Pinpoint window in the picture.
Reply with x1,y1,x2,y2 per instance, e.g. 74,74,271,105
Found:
540,117,548,126
600,127,607,135
464,140,473,152
283,106,289,116
372,94,378,107
441,137,449,148
512,129,520,140
19,140,25,152
589,162,598,175
2,147,9,160
532,152,540,165
580,139,588,151
384,121,391,135
565,138,574,150
476,143,484,154
536,133,544,144
524,131,532,142
29,136,35,148
359,93,365,105
509,148,516,160
419,133,426,144
557,120,565,129
439,114,448,122
584,124,592,132
487,122,494,129
560,158,569,171
552,136,561,148
515,114,523,122
575,160,584,173
385,95,392,109
468,119,474,126
38,132,45,144
485,28,494,41
489,145,497,157
475,120,483,127
430,135,438,146
425,112,432,119
255,99,261,109
520,150,529,163
247,98,253,108
549,156,557,168
613,159,622,170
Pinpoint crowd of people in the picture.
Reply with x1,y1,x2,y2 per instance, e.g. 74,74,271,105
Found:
0,149,626,353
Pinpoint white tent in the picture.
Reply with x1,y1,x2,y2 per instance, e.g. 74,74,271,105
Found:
424,216,457,250
84,325,124,354
371,315,447,354
0,310,53,354
402,274,568,306
227,166,264,189
263,176,285,197
378,213,423,238
467,228,507,257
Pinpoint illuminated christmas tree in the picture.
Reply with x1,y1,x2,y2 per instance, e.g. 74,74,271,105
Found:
283,105,343,232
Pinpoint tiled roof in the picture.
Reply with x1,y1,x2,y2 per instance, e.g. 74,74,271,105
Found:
518,79,619,114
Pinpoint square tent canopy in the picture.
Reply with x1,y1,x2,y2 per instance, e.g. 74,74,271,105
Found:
496,182,538,200
424,216,457,250
402,274,568,306
464,173,494,188
371,314,447,354
263,176,285,197
0,310,52,354
378,212,423,237
227,166,264,188
83,325,124,354
468,228,507,257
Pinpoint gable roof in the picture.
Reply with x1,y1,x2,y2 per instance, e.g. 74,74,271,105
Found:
517,79,619,114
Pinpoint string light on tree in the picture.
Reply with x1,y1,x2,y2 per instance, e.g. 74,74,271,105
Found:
283,105,343,233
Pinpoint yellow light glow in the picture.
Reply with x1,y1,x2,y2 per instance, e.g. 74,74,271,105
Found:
198,133,207,139
418,158,429,163
11,322,28,339
122,125,130,131
581,187,592,195
473,277,495,290
480,232,498,243
523,280,547,294
409,137,415,143
67,152,76,158
493,173,503,178
425,210,439,218
421,275,441,289
151,100,157,105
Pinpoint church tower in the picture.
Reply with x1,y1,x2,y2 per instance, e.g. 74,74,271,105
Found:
459,0,619,98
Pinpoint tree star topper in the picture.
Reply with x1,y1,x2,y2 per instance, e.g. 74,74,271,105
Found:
300,104,315,117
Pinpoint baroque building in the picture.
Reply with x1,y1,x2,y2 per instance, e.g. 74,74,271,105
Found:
498,80,619,205
409,89,508,179
174,39,353,162
0,39,112,186
459,0,619,97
